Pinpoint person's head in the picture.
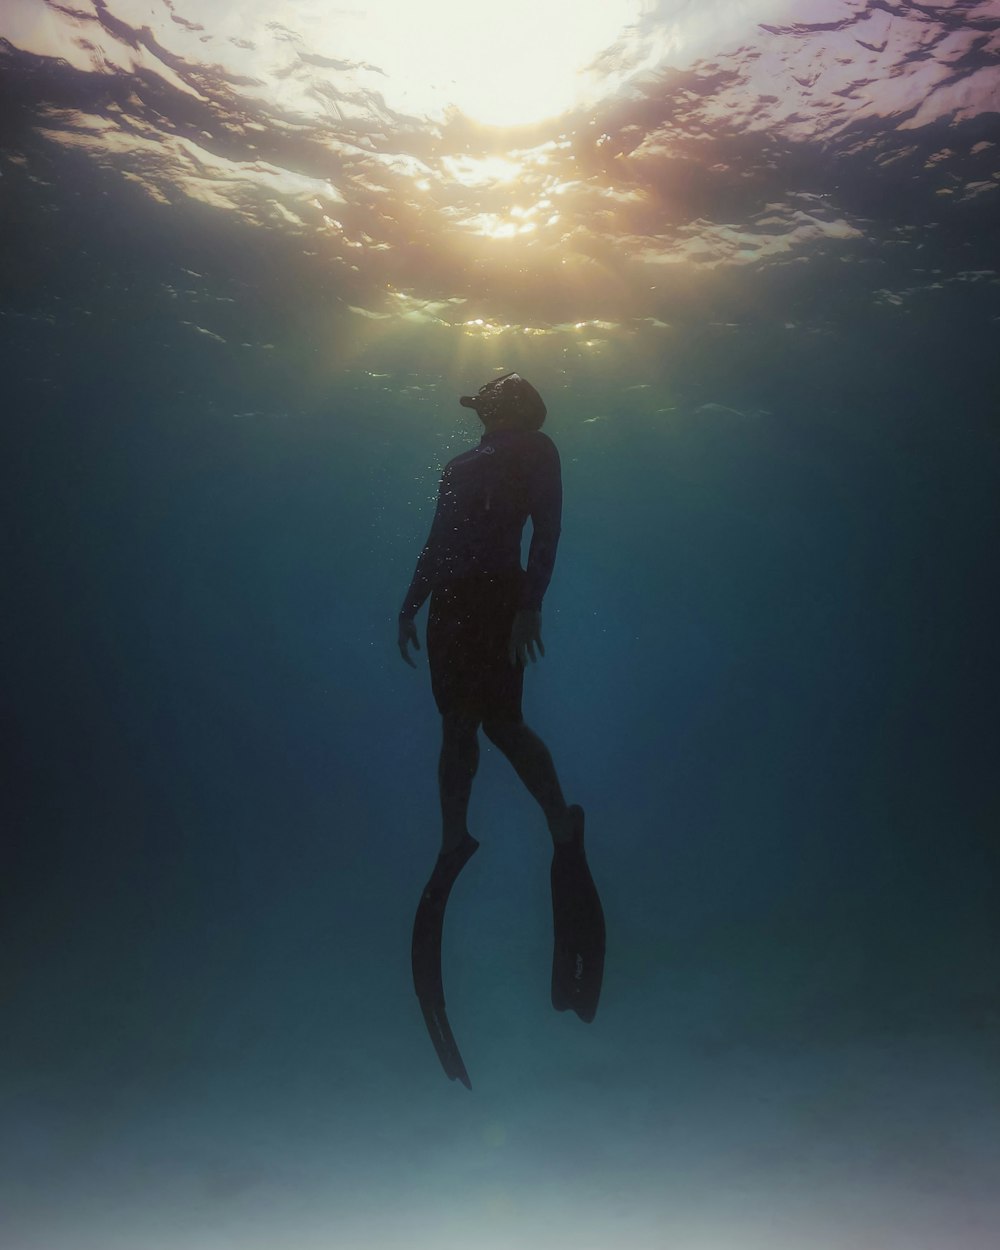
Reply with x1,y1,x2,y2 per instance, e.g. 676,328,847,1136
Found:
459,372,547,432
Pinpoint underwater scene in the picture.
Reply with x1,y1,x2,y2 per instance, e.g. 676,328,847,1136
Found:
2,2,999,1247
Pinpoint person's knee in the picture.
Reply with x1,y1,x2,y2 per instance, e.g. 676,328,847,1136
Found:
442,713,481,743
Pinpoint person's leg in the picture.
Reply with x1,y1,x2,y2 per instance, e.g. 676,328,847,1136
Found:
481,717,574,844
439,713,481,853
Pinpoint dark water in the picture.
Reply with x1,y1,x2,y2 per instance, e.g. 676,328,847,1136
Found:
2,3,999,1248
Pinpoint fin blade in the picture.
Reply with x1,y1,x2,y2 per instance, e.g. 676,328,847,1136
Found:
411,835,479,1088
419,998,472,1089
551,807,606,1022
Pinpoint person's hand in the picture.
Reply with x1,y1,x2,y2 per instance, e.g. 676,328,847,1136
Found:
508,609,544,667
398,617,420,667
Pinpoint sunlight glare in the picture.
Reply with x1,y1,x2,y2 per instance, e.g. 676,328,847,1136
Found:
350,0,643,125
442,154,522,187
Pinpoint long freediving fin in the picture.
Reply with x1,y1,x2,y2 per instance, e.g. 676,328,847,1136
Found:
411,833,479,1089
550,806,605,1023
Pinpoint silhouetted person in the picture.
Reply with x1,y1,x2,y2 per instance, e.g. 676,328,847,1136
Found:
400,373,604,1088
398,372,572,851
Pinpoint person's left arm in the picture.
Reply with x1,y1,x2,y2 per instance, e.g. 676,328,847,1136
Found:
397,471,450,666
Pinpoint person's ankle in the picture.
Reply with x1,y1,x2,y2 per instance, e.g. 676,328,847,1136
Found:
548,807,574,845
441,826,474,855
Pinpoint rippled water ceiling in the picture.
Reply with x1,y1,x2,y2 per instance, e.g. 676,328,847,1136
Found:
5,0,998,346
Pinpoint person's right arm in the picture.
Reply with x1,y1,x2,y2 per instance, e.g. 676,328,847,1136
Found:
521,434,562,613
507,434,562,668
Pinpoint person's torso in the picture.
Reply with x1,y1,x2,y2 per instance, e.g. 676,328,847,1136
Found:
433,431,538,578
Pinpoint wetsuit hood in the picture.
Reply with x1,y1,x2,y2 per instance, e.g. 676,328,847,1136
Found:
460,372,547,430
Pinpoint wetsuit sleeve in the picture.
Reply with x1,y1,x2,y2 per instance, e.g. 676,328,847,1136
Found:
522,434,562,611
399,475,447,621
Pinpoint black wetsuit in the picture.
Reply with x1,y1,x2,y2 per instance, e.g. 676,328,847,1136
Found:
400,428,562,720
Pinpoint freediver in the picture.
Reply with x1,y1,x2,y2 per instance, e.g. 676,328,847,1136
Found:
398,372,605,1088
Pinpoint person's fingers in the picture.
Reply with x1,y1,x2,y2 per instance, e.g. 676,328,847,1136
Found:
398,622,419,667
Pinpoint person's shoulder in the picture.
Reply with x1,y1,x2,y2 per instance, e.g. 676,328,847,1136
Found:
520,429,558,456
443,443,478,470
526,429,560,468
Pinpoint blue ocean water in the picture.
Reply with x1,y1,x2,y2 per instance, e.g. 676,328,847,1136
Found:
2,3,999,1248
